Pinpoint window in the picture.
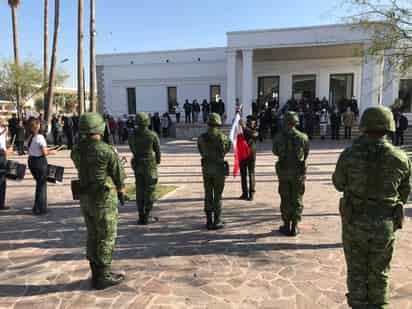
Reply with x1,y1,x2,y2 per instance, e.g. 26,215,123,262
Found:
210,85,221,103
258,76,280,103
292,74,316,99
167,87,177,113
329,73,354,107
126,88,136,114
399,79,412,112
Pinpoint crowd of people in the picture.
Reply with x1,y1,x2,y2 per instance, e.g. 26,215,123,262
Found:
177,99,226,124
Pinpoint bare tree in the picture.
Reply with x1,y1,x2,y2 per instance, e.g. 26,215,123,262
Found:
43,0,49,118
46,0,60,127
346,0,412,73
8,0,21,116
90,0,97,112
78,0,85,114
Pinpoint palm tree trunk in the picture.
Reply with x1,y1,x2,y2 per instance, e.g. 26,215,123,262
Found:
10,5,21,117
77,0,85,114
43,0,49,118
90,0,97,112
46,0,60,127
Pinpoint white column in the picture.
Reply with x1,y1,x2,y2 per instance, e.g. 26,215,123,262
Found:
242,49,254,116
360,54,381,112
382,51,398,107
226,49,237,123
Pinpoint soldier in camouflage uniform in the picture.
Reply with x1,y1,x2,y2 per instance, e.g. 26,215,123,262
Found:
333,105,411,309
198,113,232,230
272,112,309,236
129,112,161,225
71,113,126,290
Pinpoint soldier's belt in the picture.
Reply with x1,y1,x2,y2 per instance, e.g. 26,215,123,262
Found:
346,194,397,219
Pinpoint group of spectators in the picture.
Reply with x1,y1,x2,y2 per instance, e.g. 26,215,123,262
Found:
105,112,173,144
177,99,226,124
255,96,360,141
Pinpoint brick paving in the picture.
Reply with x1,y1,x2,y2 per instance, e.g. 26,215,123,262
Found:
0,140,411,309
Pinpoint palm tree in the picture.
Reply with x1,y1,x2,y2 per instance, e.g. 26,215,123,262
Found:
77,0,85,114
8,0,21,116
90,0,97,112
45,0,60,126
43,0,49,117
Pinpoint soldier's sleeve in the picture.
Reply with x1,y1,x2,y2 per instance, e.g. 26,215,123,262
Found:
153,134,161,164
303,136,310,161
70,147,80,171
223,134,232,155
332,149,349,192
398,158,412,204
108,148,126,191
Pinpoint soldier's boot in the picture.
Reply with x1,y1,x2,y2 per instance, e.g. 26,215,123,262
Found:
248,191,254,201
279,220,291,236
95,266,125,290
89,262,97,289
290,220,300,236
206,212,214,230
143,209,157,225
137,200,145,225
213,212,224,230
239,193,248,200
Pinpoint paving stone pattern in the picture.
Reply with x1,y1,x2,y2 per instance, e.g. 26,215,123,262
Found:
0,140,411,309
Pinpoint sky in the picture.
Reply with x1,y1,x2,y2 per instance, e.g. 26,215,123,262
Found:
0,0,348,88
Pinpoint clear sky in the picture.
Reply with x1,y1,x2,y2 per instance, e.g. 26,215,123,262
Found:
0,0,347,88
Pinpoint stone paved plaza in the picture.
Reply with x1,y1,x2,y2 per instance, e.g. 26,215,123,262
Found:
0,140,411,309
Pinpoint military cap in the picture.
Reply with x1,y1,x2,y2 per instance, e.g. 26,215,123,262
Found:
79,112,106,135
360,105,395,133
284,111,299,126
207,113,222,127
136,112,151,127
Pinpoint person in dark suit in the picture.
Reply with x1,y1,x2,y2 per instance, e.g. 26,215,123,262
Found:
394,111,409,146
183,100,192,123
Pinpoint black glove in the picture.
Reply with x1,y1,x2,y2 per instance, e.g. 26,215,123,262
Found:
118,191,127,206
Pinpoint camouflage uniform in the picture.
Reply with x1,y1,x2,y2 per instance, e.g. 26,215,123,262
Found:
333,105,412,309
71,113,126,290
198,113,232,230
129,112,161,225
272,112,309,236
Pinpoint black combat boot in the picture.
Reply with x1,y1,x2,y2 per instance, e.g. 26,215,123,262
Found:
137,200,145,225
89,262,97,289
213,212,224,230
239,193,248,200
206,212,214,230
290,220,299,236
95,266,125,290
248,192,254,201
279,220,291,236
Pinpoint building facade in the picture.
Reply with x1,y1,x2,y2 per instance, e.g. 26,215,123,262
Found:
96,24,407,121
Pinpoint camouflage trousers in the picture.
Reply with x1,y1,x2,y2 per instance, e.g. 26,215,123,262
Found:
134,171,157,214
202,173,225,214
342,219,396,309
278,175,305,222
80,192,118,267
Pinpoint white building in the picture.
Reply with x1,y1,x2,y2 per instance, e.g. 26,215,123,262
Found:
96,23,409,122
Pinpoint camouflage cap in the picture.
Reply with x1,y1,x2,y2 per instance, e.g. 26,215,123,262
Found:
136,112,150,127
360,105,395,133
284,111,299,126
79,112,106,135
207,113,222,127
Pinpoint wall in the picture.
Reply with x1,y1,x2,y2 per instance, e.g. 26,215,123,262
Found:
97,48,227,116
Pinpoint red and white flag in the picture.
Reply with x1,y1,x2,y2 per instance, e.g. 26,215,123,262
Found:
230,113,251,177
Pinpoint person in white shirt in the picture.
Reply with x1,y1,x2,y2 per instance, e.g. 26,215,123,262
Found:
27,118,56,215
319,109,330,140
0,118,13,210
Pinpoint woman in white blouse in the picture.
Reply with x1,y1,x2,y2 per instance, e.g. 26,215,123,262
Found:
27,118,56,215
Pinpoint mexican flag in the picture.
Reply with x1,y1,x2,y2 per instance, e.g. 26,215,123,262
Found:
230,113,251,177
